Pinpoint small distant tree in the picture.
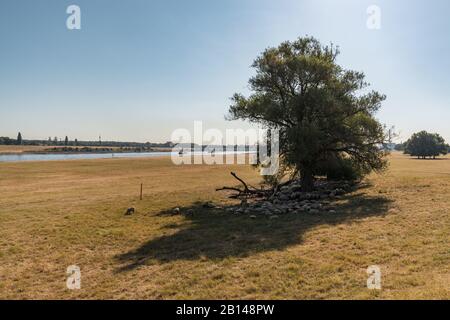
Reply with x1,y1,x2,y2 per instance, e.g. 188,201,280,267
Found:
17,132,22,145
64,136,69,146
53,137,58,145
404,131,448,159
0,137,13,145
74,139,78,146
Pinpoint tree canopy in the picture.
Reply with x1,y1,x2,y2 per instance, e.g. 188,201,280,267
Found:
228,36,388,190
17,132,22,145
404,131,448,159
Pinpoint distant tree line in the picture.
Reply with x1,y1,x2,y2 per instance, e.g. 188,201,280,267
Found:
0,132,23,145
1,133,259,151
0,132,176,148
0,136,15,145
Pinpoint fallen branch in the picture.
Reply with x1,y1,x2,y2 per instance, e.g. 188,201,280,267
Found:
216,172,270,199
215,186,243,193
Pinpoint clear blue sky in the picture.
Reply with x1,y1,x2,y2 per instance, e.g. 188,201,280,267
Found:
1,0,449,142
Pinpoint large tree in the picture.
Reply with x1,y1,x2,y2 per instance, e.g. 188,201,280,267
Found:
404,131,448,159
228,36,388,191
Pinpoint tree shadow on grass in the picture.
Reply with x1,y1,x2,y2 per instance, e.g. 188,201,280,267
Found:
115,191,393,272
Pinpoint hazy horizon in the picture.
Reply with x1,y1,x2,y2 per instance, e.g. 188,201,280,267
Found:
1,0,450,143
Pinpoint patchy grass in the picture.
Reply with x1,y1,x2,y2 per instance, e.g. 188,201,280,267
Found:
0,145,51,154
0,153,448,299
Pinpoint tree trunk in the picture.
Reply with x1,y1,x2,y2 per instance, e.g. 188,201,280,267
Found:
301,167,314,192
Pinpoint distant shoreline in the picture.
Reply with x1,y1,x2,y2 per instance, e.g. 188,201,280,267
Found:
0,146,173,156
0,145,254,156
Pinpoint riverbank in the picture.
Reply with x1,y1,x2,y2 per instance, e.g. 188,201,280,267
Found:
0,145,173,155
0,145,50,154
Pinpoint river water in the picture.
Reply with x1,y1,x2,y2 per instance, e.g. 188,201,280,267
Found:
0,151,253,163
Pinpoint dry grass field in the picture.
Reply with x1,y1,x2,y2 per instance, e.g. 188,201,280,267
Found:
0,152,448,299
0,145,51,154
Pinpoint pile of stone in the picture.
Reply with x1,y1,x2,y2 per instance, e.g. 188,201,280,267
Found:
224,179,354,218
